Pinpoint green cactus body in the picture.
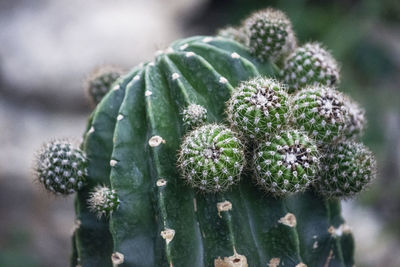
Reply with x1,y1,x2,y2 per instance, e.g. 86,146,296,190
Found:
71,36,355,267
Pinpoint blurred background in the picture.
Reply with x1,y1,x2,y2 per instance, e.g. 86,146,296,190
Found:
0,0,399,266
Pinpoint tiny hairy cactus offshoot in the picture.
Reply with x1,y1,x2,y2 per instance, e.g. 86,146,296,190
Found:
182,103,208,129
317,141,376,198
34,140,87,195
88,185,120,218
280,43,340,92
178,124,245,192
291,86,348,145
227,77,290,140
85,66,123,106
244,8,297,62
253,129,319,196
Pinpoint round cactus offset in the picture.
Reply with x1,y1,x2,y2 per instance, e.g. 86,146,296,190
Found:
182,103,208,129
291,86,348,145
88,185,120,218
34,140,87,195
253,129,319,195
281,43,340,92
244,8,297,62
85,66,123,106
317,141,376,198
178,124,245,192
343,96,366,139
227,77,290,141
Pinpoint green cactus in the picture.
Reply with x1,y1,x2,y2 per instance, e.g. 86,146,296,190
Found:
85,65,123,106
291,86,348,145
88,185,120,218
178,124,246,192
317,141,376,198
280,43,340,92
227,77,290,141
34,140,87,195
182,103,208,129
244,8,297,62
253,129,320,196
32,7,378,267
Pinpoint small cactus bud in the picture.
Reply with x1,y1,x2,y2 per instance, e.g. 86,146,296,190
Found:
182,104,207,128
253,129,319,196
88,185,120,218
217,26,248,45
178,124,246,192
85,66,123,106
291,86,348,145
316,141,376,198
343,96,366,139
34,140,87,195
244,8,297,62
280,43,340,92
227,77,290,141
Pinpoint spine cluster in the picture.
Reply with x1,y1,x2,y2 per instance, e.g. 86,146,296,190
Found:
244,8,297,62
34,140,87,195
253,129,319,195
88,185,120,218
85,65,123,106
317,141,376,198
227,77,290,140
280,43,340,92
182,104,208,129
178,124,246,192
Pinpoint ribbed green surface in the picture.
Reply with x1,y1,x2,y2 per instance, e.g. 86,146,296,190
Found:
73,36,354,267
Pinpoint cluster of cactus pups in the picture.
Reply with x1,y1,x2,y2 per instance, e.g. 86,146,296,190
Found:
34,7,376,267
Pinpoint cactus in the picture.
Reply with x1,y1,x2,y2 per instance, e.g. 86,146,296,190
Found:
244,8,297,62
34,140,87,195
32,7,378,267
280,43,340,92
85,66,123,106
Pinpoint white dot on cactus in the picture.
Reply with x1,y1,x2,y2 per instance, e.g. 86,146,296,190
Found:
219,77,228,84
113,84,120,91
117,114,124,121
231,52,240,59
149,62,155,66
185,52,195,57
148,136,166,147
202,37,213,43
88,126,95,134
179,44,188,50
145,90,152,96
110,160,117,167
172,73,180,80
133,75,140,81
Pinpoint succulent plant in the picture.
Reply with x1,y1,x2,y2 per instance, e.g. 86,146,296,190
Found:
227,77,290,141
317,141,376,198
178,124,245,192
85,65,123,106
88,185,120,218
32,7,378,267
280,43,340,92
253,129,319,195
34,140,87,195
244,8,297,62
291,86,348,145
182,103,208,128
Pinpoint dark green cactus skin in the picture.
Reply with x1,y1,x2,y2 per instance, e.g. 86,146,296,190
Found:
73,36,355,267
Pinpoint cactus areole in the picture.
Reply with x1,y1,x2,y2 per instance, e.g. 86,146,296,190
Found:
31,7,378,267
